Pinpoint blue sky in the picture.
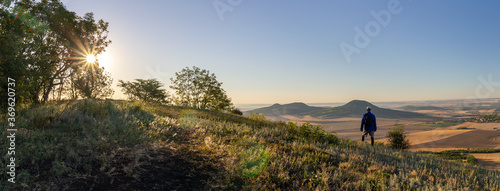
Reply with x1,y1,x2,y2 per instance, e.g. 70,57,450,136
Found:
63,0,500,104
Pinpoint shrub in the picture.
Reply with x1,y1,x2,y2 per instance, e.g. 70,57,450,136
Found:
387,122,411,150
231,108,243,115
249,113,267,121
466,155,478,165
285,122,339,145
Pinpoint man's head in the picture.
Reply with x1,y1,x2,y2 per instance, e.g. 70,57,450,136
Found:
366,106,371,112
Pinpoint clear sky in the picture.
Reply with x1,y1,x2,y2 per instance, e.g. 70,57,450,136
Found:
62,0,500,104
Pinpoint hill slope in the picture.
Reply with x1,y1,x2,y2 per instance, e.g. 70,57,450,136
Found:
1,99,498,190
245,102,326,117
308,100,434,119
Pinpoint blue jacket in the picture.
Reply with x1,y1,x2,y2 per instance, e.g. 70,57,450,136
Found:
360,112,377,131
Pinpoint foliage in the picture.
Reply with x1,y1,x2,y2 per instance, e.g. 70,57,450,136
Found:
248,112,266,121
0,0,111,104
387,122,411,150
170,66,232,111
230,107,243,115
418,149,497,165
482,113,500,123
419,151,470,162
72,66,114,99
1,0,50,105
285,122,339,144
466,155,478,165
118,79,169,104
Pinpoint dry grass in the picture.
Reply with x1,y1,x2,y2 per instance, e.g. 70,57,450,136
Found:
1,100,500,190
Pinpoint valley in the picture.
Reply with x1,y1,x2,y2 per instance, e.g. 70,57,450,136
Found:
245,98,500,171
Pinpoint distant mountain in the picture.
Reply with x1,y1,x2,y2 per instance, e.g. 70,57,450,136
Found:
306,100,434,119
397,105,445,111
245,102,327,117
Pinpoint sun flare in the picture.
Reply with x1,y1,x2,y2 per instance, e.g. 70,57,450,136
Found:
86,54,96,63
97,52,111,69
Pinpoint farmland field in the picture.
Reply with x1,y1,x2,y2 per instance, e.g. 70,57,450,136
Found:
274,113,500,171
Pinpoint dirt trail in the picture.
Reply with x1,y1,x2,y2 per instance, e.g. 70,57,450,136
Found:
92,144,218,190
37,133,221,190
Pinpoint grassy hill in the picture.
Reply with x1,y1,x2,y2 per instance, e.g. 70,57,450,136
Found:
245,102,326,117
308,100,435,119
1,99,499,190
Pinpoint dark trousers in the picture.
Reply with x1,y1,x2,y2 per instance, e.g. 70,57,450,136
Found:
362,130,375,145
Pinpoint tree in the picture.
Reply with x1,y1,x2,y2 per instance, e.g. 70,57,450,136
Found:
118,79,169,103
73,66,114,99
0,0,111,104
170,66,232,111
387,122,411,150
1,1,51,106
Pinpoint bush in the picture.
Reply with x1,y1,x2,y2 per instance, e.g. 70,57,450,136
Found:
249,113,266,121
285,122,339,145
466,155,478,165
231,108,243,115
387,122,411,150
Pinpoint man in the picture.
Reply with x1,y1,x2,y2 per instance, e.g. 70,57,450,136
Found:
360,106,377,146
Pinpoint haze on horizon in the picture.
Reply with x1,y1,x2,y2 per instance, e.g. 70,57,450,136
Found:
64,1,500,105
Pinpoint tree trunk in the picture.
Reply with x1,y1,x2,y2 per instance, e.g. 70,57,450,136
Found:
42,78,55,103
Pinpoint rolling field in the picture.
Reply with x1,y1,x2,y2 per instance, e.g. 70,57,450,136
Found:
276,114,500,171
472,153,500,171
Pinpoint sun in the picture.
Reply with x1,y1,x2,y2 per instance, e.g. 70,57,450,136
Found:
86,54,96,63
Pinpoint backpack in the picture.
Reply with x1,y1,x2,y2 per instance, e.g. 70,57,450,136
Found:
364,113,374,127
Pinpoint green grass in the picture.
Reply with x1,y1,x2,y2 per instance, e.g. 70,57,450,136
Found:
417,151,477,165
0,99,179,190
417,121,462,128
417,148,500,166
1,100,500,190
